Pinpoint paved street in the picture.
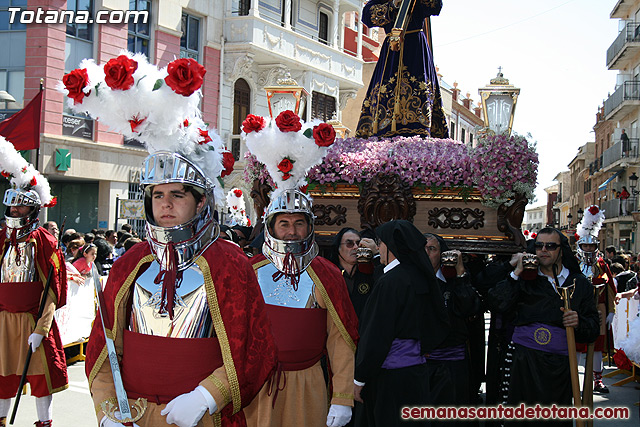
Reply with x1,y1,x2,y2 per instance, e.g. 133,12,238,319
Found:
6,315,640,426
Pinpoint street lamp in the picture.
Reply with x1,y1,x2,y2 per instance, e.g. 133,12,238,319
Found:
577,208,584,221
264,73,309,119
478,68,520,136
0,90,16,110
567,212,573,227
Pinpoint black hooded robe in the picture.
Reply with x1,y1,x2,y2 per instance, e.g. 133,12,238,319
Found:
488,230,599,426
355,220,449,427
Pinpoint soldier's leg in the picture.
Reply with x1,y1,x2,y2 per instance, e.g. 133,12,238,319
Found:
35,395,53,423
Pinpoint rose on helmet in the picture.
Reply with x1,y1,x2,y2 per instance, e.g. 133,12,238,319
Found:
278,158,294,175
199,128,212,144
63,68,90,105
104,55,138,90
275,110,302,133
233,189,243,198
588,206,600,215
221,152,235,178
242,114,266,134
313,123,336,147
164,58,206,96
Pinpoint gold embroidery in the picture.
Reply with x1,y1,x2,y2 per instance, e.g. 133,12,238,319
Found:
307,266,356,353
213,413,222,427
88,255,154,389
252,258,271,273
197,257,242,415
370,4,392,27
333,392,354,399
209,374,231,408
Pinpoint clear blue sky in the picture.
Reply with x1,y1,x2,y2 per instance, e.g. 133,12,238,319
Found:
431,0,619,205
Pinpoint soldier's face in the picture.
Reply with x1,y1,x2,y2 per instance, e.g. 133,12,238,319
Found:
272,213,310,241
151,183,204,228
9,205,32,218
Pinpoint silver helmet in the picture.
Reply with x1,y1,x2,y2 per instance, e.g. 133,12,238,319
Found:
263,189,318,276
577,234,599,266
4,188,41,240
141,151,219,271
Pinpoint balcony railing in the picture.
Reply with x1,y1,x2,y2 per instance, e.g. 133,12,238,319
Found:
606,21,640,67
604,80,640,118
602,138,639,169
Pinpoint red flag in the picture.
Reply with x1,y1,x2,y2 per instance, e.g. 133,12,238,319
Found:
0,90,43,150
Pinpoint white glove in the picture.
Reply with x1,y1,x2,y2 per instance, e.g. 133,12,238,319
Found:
28,333,44,352
160,386,216,427
100,412,140,427
606,312,615,328
326,404,352,427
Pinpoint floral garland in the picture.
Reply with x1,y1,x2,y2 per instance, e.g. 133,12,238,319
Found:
244,133,538,208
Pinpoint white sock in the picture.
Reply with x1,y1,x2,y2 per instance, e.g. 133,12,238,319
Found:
35,395,52,421
593,351,603,372
0,399,11,418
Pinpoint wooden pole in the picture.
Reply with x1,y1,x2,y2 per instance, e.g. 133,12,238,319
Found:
559,284,584,427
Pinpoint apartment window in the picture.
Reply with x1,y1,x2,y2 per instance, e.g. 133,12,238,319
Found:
0,69,24,109
180,13,200,60
280,0,294,28
0,0,27,31
239,0,250,16
469,133,473,145
66,0,93,41
461,128,466,143
232,79,251,161
311,91,336,122
318,12,329,44
128,0,151,57
449,122,455,139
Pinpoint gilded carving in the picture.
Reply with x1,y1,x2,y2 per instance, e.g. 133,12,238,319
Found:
427,207,485,230
358,174,416,229
313,204,347,226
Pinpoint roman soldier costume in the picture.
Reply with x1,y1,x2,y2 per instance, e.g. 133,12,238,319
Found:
0,136,66,427
575,205,616,394
60,52,276,427
242,112,358,427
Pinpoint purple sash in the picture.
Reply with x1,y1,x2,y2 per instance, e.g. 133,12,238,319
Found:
426,344,466,361
512,323,568,356
381,339,426,369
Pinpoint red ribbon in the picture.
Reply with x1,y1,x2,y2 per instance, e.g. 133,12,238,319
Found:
271,252,301,291
154,242,177,319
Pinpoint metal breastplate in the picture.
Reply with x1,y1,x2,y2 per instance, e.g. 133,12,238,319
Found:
580,262,593,281
129,261,215,338
1,241,36,283
257,262,318,308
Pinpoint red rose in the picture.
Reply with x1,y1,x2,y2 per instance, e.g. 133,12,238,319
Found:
531,233,537,239
221,152,235,177
232,205,238,210
275,110,302,133
313,123,336,147
63,68,90,105
299,184,308,193
30,176,37,187
233,189,243,198
1,171,11,178
247,218,251,226
199,129,212,144
523,230,529,236
588,206,600,215
242,114,266,133
164,58,206,96
278,158,294,175
183,119,190,127
282,173,292,181
104,55,138,90
574,233,580,241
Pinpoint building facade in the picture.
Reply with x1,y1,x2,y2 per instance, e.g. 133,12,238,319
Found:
0,0,368,233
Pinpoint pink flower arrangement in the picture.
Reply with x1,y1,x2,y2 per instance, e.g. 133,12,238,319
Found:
244,133,538,207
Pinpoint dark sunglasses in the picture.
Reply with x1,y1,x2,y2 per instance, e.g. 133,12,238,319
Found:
534,242,560,251
341,239,361,249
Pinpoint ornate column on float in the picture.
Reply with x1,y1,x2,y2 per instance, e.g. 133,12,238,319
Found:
478,68,520,136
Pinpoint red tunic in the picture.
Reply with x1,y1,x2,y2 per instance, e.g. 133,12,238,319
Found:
85,240,277,426
0,227,68,398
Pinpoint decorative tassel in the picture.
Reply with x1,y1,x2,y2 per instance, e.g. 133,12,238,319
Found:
154,242,177,319
272,252,301,291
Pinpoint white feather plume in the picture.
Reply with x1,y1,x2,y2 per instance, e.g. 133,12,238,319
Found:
0,136,54,206
576,205,606,239
57,51,228,206
226,188,249,226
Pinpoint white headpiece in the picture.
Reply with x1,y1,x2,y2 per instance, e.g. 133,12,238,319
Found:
576,205,605,240
226,188,249,227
